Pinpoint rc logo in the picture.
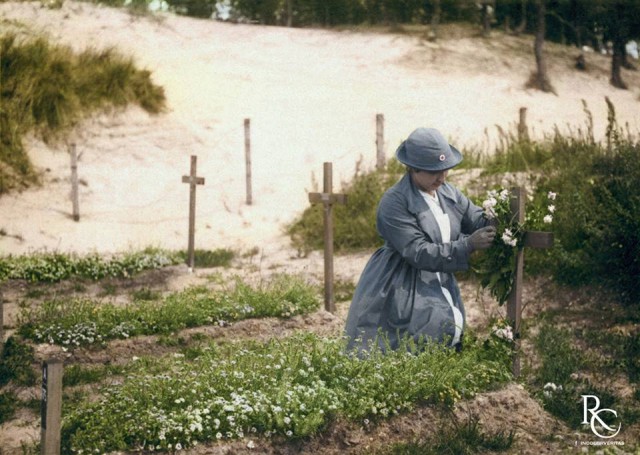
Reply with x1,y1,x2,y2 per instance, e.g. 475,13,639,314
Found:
582,395,621,439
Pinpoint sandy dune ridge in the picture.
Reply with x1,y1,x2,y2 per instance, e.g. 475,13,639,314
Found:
1,0,639,257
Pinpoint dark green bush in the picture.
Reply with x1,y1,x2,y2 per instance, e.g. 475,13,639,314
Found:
0,390,19,425
177,248,235,268
0,336,37,387
0,34,165,194
287,161,403,254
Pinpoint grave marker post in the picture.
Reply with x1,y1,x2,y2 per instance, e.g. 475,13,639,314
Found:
182,155,205,270
507,187,553,376
308,162,347,313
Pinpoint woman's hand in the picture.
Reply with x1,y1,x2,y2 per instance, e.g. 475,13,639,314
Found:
468,226,497,251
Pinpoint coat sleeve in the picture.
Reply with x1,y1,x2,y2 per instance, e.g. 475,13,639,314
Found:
376,191,473,273
457,187,489,235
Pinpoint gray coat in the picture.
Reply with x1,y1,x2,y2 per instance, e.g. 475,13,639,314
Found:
344,173,487,352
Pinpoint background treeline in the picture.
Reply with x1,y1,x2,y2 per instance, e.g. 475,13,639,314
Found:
172,0,640,50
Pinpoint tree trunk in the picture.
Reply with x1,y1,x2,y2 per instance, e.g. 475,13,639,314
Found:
528,0,556,93
610,1,630,88
428,0,441,42
611,38,628,89
287,0,292,27
514,0,527,35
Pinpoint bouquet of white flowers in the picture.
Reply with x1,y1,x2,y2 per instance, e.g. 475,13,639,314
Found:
473,188,556,305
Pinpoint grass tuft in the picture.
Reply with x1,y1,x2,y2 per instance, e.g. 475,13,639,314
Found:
0,33,165,194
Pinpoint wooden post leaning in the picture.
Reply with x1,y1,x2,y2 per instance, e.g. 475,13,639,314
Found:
0,290,4,352
244,118,253,205
70,143,80,222
376,113,385,170
308,162,347,313
182,155,205,271
41,359,63,455
507,187,553,376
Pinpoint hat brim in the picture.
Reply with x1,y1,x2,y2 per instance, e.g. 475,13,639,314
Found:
395,142,463,171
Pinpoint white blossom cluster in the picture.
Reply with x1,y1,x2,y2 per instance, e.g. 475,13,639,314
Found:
544,191,557,224
481,188,510,219
492,324,514,342
543,382,563,398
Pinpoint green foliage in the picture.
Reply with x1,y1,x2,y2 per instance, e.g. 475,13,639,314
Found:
0,33,165,194
177,248,235,268
534,322,582,386
287,162,403,254
18,274,319,347
0,390,19,425
0,248,182,283
63,364,125,387
382,415,515,455
60,332,511,453
531,322,619,428
0,336,37,387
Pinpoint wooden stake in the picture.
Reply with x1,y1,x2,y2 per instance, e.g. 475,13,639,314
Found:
506,187,553,376
244,118,253,205
70,143,80,222
308,162,347,313
376,113,385,170
41,359,63,455
182,156,205,270
0,291,4,352
518,107,529,141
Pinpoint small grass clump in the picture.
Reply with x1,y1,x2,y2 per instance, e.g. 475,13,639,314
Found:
60,332,511,453
18,274,319,347
381,415,515,454
0,33,165,194
0,390,19,425
0,248,181,283
177,248,235,268
0,336,37,387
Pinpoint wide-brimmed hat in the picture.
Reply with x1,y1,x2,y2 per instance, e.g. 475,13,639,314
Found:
395,128,463,171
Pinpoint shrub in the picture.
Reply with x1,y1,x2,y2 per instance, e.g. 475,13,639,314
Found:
0,33,165,194
0,390,19,425
177,248,235,268
0,336,37,387
287,161,403,254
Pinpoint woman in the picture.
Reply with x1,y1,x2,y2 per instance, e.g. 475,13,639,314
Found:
344,127,496,353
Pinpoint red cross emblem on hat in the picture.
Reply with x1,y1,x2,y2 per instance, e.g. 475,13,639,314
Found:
439,154,446,161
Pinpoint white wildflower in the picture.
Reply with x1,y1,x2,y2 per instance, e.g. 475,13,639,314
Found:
548,191,557,200
247,440,256,449
499,189,510,201
543,215,553,224
548,205,556,213
501,228,517,247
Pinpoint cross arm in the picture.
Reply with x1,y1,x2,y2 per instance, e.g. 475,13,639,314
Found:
182,176,205,185
523,231,554,249
309,192,347,205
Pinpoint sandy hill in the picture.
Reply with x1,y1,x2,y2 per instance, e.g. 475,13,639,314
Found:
1,1,639,257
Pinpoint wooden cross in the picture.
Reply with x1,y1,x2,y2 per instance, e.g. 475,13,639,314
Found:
507,187,554,376
308,162,347,313
182,155,205,270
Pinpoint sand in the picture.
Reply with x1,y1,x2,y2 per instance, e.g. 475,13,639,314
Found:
0,0,639,258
